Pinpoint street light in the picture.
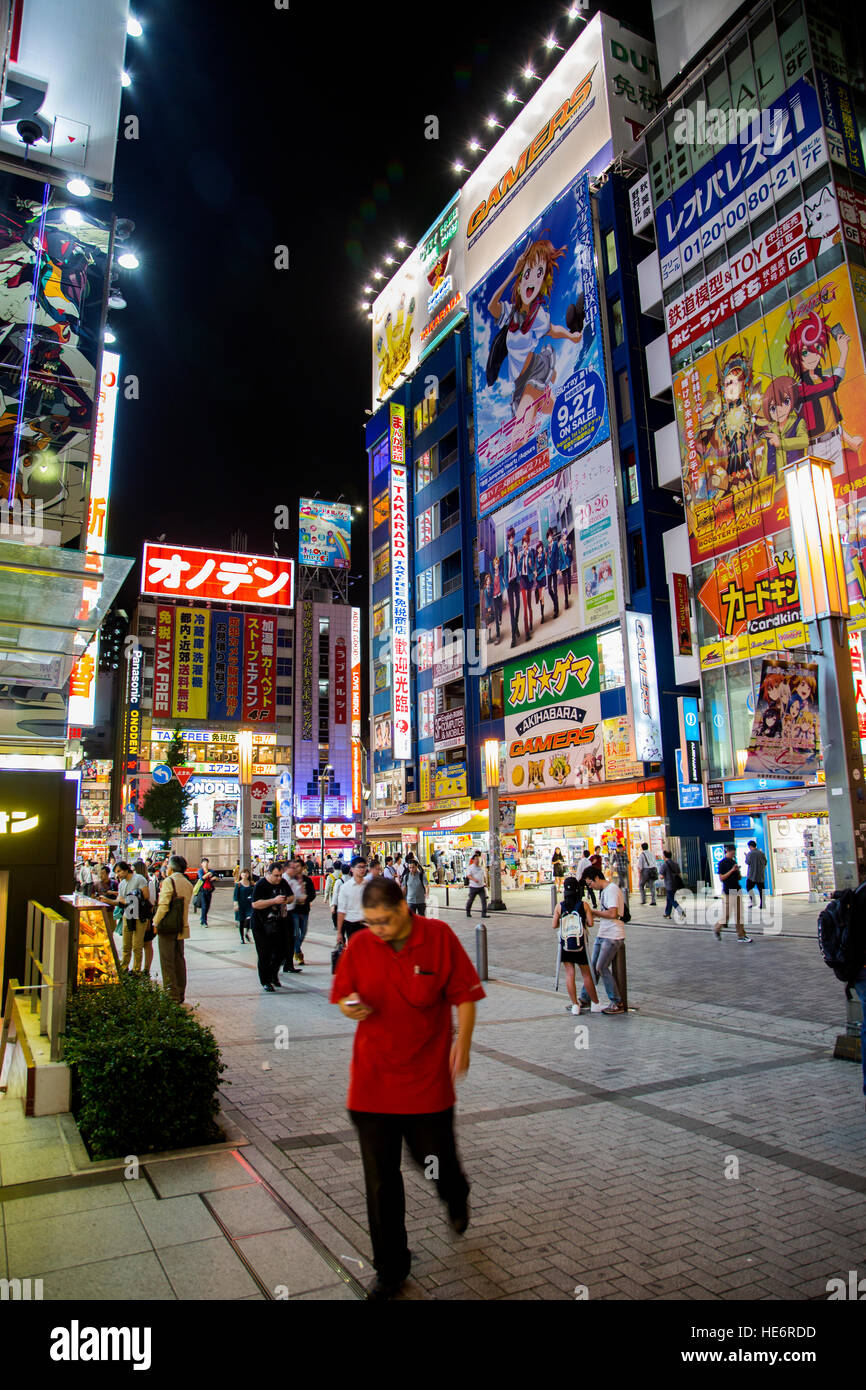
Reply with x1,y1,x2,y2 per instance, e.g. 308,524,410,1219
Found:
320,763,334,877
238,730,254,872
784,455,866,890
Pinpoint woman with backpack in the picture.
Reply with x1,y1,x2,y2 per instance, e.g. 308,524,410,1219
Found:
551,875,606,1016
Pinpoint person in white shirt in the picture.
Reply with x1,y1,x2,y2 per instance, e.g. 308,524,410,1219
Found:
577,867,626,1014
465,851,488,918
336,857,368,945
102,861,150,973
383,856,397,880
637,842,657,906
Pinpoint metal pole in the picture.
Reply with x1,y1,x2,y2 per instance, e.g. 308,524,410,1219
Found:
475,920,488,982
814,616,866,890
320,773,325,880
488,776,506,912
240,783,252,874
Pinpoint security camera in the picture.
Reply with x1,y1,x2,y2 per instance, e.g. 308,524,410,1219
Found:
17,118,46,146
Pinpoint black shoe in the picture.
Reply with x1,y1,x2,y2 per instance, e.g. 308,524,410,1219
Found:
283,965,302,973
264,984,275,992
448,1199,469,1235
366,1254,412,1301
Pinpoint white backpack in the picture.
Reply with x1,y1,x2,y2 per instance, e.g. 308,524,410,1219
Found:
559,908,585,951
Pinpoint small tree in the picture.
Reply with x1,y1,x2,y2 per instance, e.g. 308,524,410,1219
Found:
140,728,193,848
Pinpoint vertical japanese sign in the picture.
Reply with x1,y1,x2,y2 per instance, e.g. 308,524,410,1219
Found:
243,614,276,723
172,608,210,720
153,605,174,719
672,573,693,656
351,606,362,813
390,461,411,759
208,611,244,721
849,630,866,758
389,402,405,463
625,612,662,762
301,601,313,742
172,608,194,720
334,638,347,724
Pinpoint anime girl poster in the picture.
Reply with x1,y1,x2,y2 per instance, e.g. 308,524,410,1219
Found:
469,173,610,518
744,658,821,778
674,267,866,567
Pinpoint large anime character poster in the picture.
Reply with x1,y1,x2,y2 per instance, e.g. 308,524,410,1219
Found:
744,658,821,778
674,266,866,568
0,177,110,544
469,173,610,518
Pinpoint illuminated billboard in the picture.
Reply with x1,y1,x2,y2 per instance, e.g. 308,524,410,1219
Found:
469,173,609,518
299,499,352,569
390,461,411,760
503,635,603,795
0,0,129,188
141,543,295,609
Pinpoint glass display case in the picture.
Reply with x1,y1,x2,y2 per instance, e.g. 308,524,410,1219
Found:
60,895,120,987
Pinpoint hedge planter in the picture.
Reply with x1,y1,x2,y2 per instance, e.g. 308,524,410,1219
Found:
64,974,227,1161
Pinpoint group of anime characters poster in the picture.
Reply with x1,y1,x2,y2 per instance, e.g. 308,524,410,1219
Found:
0,178,109,542
469,173,610,519
674,268,866,581
744,659,821,778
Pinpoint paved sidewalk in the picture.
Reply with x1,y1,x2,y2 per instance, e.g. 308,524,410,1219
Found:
1,886,864,1300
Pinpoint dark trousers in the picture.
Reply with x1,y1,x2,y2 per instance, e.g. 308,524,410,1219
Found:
251,920,282,987
746,878,764,907
237,914,250,944
408,902,426,916
349,1107,469,1281
466,885,487,917
507,579,521,640
560,567,571,602
664,888,678,916
547,572,559,618
492,593,502,637
292,910,310,955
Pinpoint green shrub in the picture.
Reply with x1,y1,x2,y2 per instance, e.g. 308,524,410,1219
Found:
64,974,227,1160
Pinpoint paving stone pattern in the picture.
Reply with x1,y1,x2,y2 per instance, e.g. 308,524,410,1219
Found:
1,888,863,1300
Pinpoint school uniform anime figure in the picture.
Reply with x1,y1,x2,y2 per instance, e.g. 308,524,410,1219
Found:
518,529,535,639
558,533,573,607
784,311,862,467
533,541,547,623
485,238,584,435
545,527,561,620
784,672,818,755
502,527,523,647
490,555,504,642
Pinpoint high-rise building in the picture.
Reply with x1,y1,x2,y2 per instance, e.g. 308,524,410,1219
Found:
633,0,866,893
363,13,712,887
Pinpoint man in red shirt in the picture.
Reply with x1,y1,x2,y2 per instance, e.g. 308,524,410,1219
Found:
331,876,485,1300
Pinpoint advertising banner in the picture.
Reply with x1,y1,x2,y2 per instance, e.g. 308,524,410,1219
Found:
664,190,839,355
816,69,866,174
469,173,609,518
849,630,866,758
433,627,463,688
372,198,466,409
153,606,174,719
504,635,602,793
625,613,662,762
694,539,805,669
432,761,468,800
212,801,239,834
299,498,351,569
0,184,110,543
602,716,643,781
352,737,363,814
142,542,294,609
208,611,244,721
242,614,276,724
655,77,827,288
390,462,412,759
0,0,128,186
172,608,210,721
434,706,465,753
838,184,866,255
477,441,621,668
744,658,820,777
334,638,347,724
674,266,866,566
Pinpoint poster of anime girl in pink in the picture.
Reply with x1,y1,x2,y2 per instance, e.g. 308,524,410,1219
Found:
469,173,610,518
673,267,866,567
744,658,821,778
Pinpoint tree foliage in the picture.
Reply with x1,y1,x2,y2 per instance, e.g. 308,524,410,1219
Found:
139,727,193,846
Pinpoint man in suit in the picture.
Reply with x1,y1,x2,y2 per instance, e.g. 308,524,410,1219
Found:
546,527,561,620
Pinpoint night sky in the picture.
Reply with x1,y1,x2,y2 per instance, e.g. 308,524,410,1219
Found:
107,0,650,612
